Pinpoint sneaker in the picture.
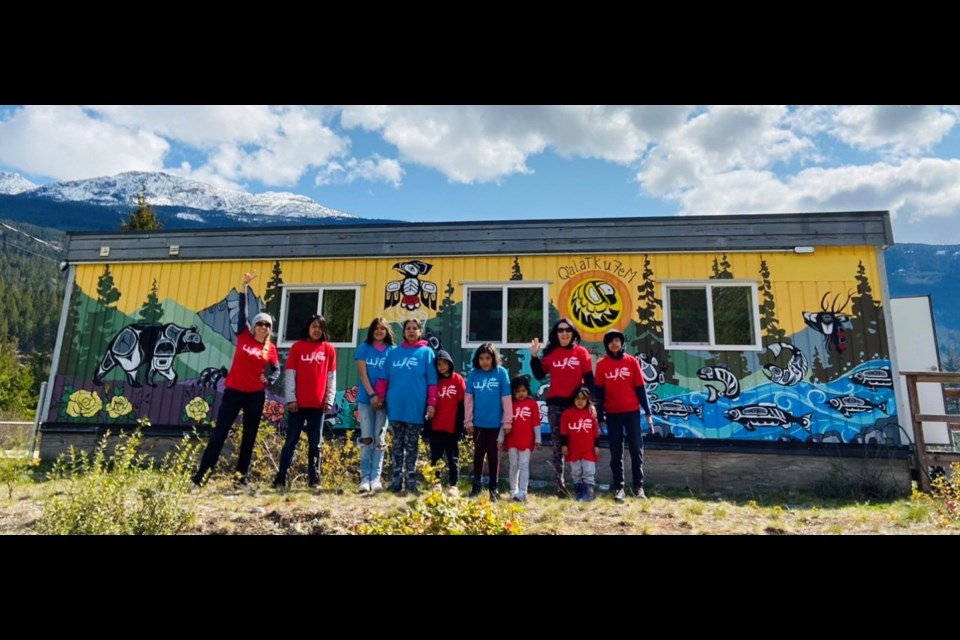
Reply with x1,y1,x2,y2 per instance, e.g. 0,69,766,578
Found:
447,486,460,497
469,485,483,498
634,487,648,499
307,479,319,489
613,488,626,503
272,479,286,492
358,480,371,493
390,478,403,493
510,492,521,501
573,483,585,501
370,479,384,492
233,475,248,487
584,485,596,502
518,492,528,502
488,489,499,502
556,485,570,499
407,482,420,495
189,482,202,495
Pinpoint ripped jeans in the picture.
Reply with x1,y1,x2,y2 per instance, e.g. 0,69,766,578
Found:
358,402,388,483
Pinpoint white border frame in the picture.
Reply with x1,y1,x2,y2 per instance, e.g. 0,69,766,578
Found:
461,281,550,349
661,280,762,351
278,284,361,348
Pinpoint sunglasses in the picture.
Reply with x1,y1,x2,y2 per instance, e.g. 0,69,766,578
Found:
557,327,573,333
255,322,272,328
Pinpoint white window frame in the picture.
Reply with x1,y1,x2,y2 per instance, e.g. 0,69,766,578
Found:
462,281,549,349
278,284,361,349
662,280,762,351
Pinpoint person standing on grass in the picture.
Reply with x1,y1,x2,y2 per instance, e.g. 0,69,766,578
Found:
374,318,437,495
530,318,594,498
465,343,512,501
499,375,541,502
192,272,280,488
594,329,654,502
272,314,337,491
560,386,600,502
429,349,466,495
355,317,395,493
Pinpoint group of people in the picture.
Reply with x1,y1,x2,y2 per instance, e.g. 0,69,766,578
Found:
191,274,654,503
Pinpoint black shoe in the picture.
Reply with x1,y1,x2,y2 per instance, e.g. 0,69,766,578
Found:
469,485,483,498
308,479,319,489
556,485,570,499
390,479,403,493
488,489,499,502
234,476,249,487
272,478,286,491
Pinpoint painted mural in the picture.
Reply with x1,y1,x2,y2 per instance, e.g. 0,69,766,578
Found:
47,247,901,446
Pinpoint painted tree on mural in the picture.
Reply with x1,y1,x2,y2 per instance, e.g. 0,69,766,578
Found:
138,279,164,323
433,279,463,370
810,348,828,384
758,257,785,347
511,256,523,281
66,280,89,373
707,255,749,378
851,260,885,363
632,254,676,386
501,259,522,376
93,265,122,359
264,260,283,322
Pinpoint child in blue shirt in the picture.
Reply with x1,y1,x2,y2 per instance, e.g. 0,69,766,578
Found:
465,343,512,500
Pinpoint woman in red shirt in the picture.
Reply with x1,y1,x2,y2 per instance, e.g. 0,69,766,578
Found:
192,273,280,488
530,318,594,498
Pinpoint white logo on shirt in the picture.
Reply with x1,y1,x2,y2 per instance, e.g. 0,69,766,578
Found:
438,385,460,399
473,378,500,392
605,366,632,381
514,406,532,420
567,418,594,433
242,344,265,357
552,357,581,370
365,356,386,368
393,357,419,370
301,352,327,363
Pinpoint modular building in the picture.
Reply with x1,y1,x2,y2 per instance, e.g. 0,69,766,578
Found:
40,211,911,492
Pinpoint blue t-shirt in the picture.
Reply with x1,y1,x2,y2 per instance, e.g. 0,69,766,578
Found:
467,365,511,429
384,342,437,424
355,342,393,404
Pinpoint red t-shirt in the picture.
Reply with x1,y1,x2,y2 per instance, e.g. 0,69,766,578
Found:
224,330,280,393
560,406,598,462
433,373,465,433
286,340,337,408
541,345,593,399
595,354,644,414
504,398,540,451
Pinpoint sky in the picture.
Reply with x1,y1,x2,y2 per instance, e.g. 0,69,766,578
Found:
0,105,959,244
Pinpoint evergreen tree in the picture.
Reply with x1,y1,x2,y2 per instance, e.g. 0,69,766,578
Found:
758,257,785,346
138,279,164,323
850,260,885,363
510,257,523,281
264,260,284,322
121,192,163,231
0,340,35,419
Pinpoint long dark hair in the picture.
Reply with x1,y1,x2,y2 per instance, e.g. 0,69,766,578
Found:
572,386,593,406
510,374,532,397
364,316,395,345
471,342,501,368
300,314,329,342
543,317,582,356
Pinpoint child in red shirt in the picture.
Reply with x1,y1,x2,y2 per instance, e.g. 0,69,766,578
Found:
429,350,466,496
499,375,541,501
560,387,600,501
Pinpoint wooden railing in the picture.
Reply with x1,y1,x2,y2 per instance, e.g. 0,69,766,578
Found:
900,371,960,492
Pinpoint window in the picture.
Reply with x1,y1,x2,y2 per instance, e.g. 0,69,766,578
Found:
463,283,547,348
662,281,760,351
278,286,360,347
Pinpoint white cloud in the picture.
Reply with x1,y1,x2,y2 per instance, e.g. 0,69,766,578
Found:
339,105,687,183
829,105,957,155
316,155,404,187
0,105,169,180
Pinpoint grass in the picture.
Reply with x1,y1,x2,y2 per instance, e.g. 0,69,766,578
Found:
2,474,959,535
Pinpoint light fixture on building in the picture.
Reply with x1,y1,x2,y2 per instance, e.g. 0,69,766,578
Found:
169,245,180,256
99,246,110,257
794,246,815,254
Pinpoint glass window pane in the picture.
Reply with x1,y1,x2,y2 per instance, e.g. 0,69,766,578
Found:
285,291,319,342
507,287,543,344
669,288,708,344
468,289,503,342
712,286,755,346
322,289,356,343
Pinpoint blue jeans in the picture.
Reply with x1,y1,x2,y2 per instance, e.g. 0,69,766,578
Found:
607,411,644,491
358,402,388,483
274,407,324,486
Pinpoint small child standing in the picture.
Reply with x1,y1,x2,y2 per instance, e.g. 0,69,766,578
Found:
499,375,541,501
560,387,601,501
465,343,512,501
430,350,466,496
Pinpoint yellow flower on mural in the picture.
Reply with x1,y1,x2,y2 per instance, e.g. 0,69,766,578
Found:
66,389,102,418
106,395,133,419
185,397,210,422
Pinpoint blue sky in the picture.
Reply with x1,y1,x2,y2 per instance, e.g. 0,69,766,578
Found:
1,105,958,243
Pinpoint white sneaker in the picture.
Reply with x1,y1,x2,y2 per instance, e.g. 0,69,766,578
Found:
370,479,383,492
447,486,460,497
189,482,202,495
358,480,371,493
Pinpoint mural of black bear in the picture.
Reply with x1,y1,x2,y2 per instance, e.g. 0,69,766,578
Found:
93,322,206,387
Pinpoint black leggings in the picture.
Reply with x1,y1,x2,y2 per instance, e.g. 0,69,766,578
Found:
472,428,501,490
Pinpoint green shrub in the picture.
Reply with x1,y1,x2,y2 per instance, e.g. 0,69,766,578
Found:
357,488,525,535
37,428,201,535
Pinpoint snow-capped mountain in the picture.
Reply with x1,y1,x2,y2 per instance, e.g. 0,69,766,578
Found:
23,171,354,220
0,171,38,195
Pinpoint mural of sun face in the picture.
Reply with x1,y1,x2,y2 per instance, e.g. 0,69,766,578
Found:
559,271,632,339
